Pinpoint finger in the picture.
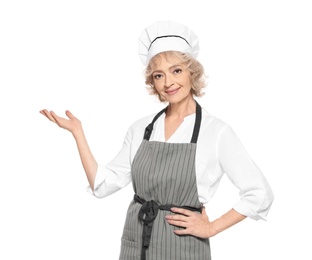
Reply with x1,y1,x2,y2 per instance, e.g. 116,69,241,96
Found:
39,109,49,117
41,109,56,123
166,214,187,222
171,207,193,217
166,219,188,228
173,229,189,236
50,111,61,125
39,110,47,117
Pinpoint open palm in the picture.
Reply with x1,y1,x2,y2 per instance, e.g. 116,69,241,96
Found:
39,109,82,134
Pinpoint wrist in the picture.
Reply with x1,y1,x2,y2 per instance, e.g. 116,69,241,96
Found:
207,221,218,237
72,127,84,140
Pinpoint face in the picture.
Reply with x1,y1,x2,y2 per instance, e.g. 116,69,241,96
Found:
151,54,192,104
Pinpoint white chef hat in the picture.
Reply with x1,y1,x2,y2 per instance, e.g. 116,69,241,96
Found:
138,20,200,66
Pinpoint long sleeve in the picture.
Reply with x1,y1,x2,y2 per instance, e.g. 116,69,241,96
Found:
91,114,155,198
92,127,133,198
217,125,274,220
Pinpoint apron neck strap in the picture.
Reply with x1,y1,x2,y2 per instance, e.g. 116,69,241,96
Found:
143,101,202,144
190,100,202,143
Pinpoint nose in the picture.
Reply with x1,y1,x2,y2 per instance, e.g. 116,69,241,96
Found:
164,74,174,88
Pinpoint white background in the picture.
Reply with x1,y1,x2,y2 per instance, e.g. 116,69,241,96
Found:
1,0,311,259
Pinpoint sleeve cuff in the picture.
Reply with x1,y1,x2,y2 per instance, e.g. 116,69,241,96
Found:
233,202,268,221
85,164,107,198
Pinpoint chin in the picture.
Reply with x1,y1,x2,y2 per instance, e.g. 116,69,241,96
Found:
166,94,192,104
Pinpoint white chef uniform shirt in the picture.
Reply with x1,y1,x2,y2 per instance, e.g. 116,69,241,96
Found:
92,108,274,221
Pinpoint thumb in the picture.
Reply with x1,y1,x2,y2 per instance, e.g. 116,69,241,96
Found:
201,206,209,219
65,110,75,119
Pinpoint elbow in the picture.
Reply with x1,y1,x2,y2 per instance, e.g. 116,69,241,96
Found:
262,186,274,213
260,182,274,210
238,186,274,221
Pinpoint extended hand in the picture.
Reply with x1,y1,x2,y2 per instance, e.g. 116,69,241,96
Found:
39,109,82,135
165,207,215,239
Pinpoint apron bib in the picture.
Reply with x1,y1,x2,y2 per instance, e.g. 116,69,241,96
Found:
119,101,211,260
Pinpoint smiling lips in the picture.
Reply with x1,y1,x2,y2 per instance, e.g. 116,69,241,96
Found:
165,87,181,95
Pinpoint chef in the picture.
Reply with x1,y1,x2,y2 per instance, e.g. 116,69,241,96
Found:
40,20,274,260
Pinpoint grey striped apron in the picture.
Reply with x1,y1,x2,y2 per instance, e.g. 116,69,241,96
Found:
119,101,211,260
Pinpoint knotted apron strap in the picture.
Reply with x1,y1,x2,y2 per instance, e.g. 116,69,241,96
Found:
143,100,202,142
134,194,202,260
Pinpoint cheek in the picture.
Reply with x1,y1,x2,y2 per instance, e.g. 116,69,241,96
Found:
153,82,163,92
183,76,192,86
182,79,193,90
154,86,163,95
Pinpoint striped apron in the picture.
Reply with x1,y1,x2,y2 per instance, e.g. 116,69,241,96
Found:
119,101,211,260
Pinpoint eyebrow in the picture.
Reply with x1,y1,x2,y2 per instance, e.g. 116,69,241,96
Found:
152,64,182,74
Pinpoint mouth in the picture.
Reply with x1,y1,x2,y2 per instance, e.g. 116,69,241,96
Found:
165,87,180,95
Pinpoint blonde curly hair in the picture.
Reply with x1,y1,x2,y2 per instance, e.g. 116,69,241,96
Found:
144,51,207,102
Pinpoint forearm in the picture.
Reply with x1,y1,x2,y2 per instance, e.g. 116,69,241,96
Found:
210,208,246,236
72,129,98,191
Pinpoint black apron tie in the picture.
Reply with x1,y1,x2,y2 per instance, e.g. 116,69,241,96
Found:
143,100,202,143
134,194,202,260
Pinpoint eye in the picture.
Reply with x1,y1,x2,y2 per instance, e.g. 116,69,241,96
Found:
173,68,182,74
153,73,163,80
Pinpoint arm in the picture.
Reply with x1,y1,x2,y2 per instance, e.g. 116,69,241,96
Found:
71,127,97,191
209,208,246,235
40,109,97,190
218,125,274,220
166,124,273,238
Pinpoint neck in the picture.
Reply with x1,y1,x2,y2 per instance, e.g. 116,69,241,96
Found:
166,96,196,119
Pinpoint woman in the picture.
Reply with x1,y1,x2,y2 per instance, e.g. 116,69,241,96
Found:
40,20,274,260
